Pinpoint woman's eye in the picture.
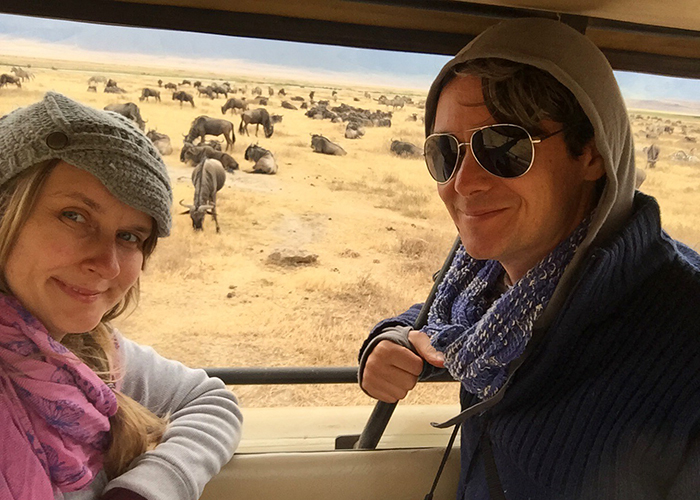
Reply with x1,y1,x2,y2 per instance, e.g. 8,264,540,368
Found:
62,210,86,223
117,231,141,244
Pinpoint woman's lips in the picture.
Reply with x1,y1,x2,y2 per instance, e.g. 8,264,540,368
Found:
53,278,104,303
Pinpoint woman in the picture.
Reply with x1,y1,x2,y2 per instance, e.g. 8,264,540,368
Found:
0,92,243,500
359,18,700,499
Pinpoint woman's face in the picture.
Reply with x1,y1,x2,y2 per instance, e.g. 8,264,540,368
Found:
434,75,604,281
4,161,153,340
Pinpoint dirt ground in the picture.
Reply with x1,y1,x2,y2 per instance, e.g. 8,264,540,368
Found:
1,55,699,408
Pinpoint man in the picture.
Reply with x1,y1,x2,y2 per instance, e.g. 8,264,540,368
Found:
359,18,700,500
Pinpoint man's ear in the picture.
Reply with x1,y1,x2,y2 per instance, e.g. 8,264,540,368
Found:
581,139,606,181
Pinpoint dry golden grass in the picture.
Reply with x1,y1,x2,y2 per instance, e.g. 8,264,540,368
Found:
1,56,699,408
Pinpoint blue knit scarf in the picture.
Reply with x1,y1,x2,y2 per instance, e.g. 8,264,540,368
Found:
425,219,590,399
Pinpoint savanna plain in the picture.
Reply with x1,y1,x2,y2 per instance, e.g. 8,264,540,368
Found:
1,56,699,408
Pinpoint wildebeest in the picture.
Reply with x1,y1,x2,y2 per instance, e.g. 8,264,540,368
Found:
281,101,297,110
88,75,107,85
345,122,365,139
87,85,97,92
244,144,278,174
309,91,315,100
221,97,248,115
239,108,274,138
210,84,228,98
185,116,235,151
146,130,173,156
290,96,305,102
194,81,202,88
252,86,262,96
0,74,21,88
390,140,422,158
646,143,660,168
173,91,195,107
140,88,161,102
104,102,146,131
179,158,226,232
271,114,283,124
253,96,268,106
181,142,239,172
157,79,163,87
180,79,192,86
311,135,346,156
268,86,274,96
198,86,216,100
164,82,178,91
278,88,286,96
104,79,127,94
11,67,33,81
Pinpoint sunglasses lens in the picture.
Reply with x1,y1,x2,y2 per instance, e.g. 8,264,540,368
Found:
472,125,534,178
425,134,460,182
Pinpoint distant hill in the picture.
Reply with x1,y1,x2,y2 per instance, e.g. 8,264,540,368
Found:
626,99,700,116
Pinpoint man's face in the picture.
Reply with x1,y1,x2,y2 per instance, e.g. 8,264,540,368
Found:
434,75,604,281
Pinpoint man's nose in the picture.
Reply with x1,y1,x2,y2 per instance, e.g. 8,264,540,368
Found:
451,147,491,196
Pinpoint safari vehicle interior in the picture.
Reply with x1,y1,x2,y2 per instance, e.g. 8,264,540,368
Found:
1,1,698,499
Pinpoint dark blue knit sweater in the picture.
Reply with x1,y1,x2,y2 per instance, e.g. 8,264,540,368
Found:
360,193,700,499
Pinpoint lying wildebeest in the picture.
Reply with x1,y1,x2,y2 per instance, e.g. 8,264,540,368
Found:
179,158,226,232
239,108,274,138
200,140,222,151
253,96,268,105
345,122,365,139
146,130,173,156
185,116,235,151
173,91,195,107
311,135,347,156
164,82,177,90
0,74,21,88
221,97,248,115
281,101,297,110
140,88,161,102
290,96,305,102
271,114,283,124
104,102,146,131
88,75,107,85
244,144,278,174
181,142,239,172
390,140,422,158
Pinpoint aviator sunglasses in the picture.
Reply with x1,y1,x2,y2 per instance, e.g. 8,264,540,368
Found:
424,124,564,183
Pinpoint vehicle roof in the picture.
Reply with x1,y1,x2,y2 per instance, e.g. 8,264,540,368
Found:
3,0,699,79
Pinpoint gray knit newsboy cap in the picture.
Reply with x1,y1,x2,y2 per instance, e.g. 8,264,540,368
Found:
0,92,172,236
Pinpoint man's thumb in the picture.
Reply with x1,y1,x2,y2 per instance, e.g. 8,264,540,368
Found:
409,330,445,368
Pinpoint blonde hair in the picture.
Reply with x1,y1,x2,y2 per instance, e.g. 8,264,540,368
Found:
0,160,167,479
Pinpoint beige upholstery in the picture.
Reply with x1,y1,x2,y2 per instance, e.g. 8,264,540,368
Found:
201,447,460,500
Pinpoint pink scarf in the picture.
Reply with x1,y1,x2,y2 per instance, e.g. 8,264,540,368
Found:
0,295,118,499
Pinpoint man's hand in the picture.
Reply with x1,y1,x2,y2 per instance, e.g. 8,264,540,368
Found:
361,330,445,403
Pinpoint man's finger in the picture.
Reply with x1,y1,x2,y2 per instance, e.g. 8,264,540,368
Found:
409,330,445,368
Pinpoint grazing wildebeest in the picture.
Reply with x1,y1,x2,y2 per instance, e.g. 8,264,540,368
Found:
239,108,274,138
345,122,365,139
221,97,248,115
179,158,226,232
194,81,202,88
87,85,97,92
281,101,297,110
210,85,228,98
146,130,173,156
104,102,147,131
181,142,239,172
173,91,195,107
164,82,177,91
271,114,283,124
244,144,278,174
390,140,422,158
311,135,347,156
140,88,161,102
198,86,216,99
0,74,21,88
180,79,192,86
88,75,107,85
185,116,235,151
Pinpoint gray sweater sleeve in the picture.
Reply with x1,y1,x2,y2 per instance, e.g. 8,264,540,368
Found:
103,333,243,500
